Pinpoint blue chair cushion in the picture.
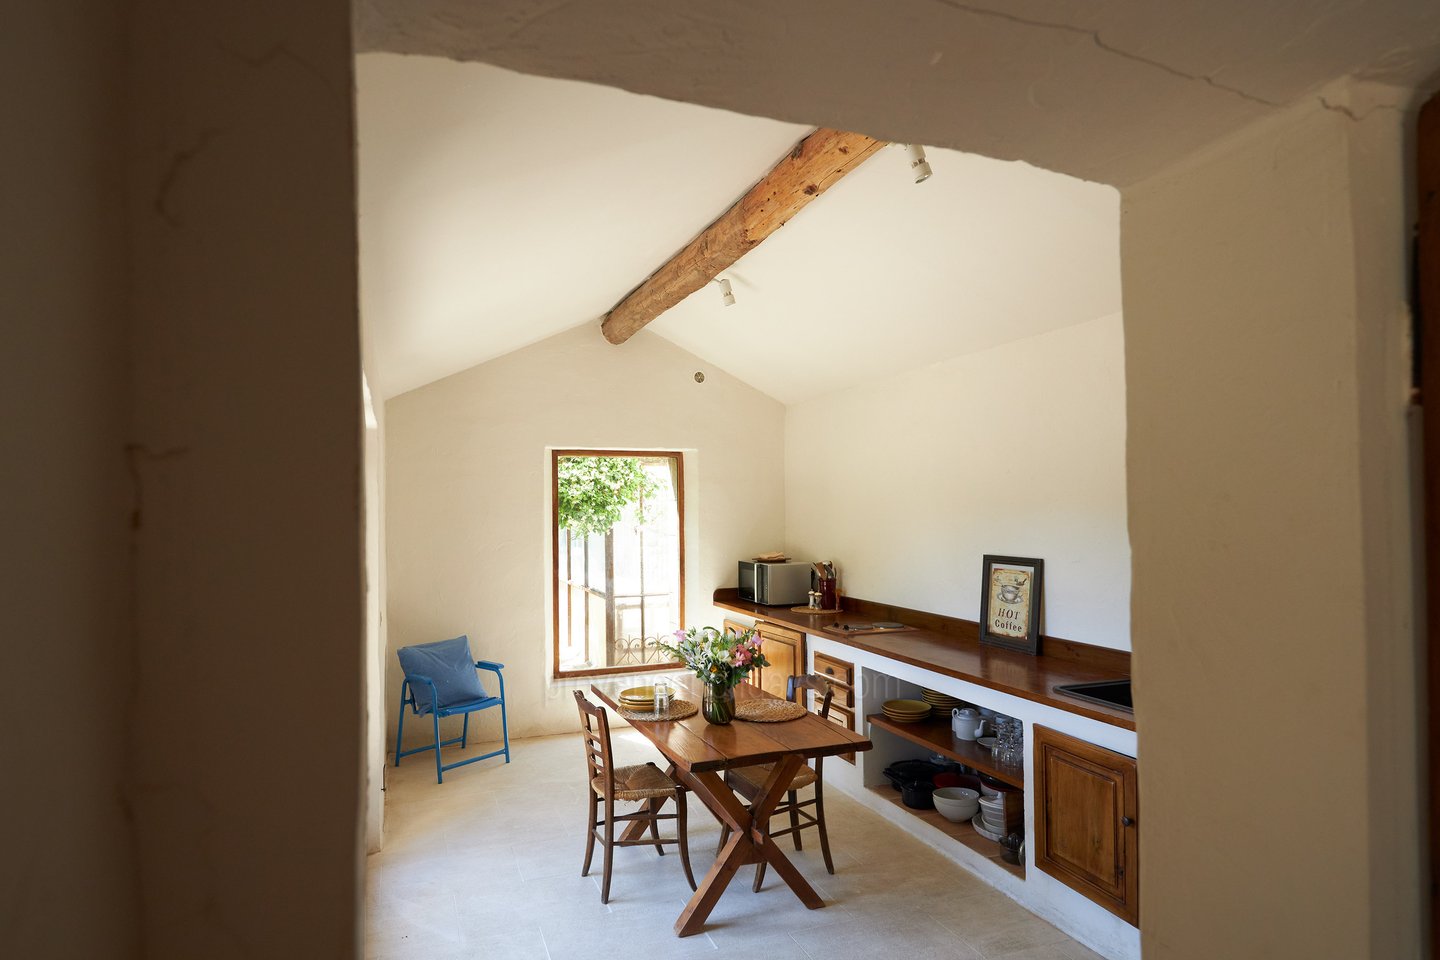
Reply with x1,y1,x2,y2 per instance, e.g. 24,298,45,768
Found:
398,636,488,715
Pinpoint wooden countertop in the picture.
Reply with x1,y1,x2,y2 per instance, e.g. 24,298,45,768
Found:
713,588,1135,730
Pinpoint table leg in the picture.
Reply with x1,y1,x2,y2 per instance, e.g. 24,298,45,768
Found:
671,758,825,936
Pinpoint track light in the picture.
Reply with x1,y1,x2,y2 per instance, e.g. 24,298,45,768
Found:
905,144,932,184
713,277,735,307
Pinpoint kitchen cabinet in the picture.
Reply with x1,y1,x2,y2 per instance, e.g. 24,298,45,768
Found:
1033,725,1139,926
752,620,804,701
714,589,1139,957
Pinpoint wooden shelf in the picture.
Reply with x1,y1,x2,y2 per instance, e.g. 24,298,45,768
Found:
867,786,1024,879
866,713,1025,789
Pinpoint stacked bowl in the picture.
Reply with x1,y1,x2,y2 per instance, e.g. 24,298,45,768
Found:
977,794,1008,832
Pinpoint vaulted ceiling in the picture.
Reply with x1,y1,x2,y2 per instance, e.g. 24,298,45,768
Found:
359,55,1119,401
358,2,1440,402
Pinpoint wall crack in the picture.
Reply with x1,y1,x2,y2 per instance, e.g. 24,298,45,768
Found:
154,130,221,228
1316,94,1403,123
931,0,1286,109
215,40,346,105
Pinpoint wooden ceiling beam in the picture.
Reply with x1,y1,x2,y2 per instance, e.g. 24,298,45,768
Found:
600,128,886,345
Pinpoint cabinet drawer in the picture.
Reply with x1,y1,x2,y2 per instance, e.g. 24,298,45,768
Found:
813,652,853,688
821,703,856,765
757,620,804,644
819,677,853,708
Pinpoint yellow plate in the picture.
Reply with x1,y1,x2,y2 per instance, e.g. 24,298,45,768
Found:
883,699,930,712
620,686,655,700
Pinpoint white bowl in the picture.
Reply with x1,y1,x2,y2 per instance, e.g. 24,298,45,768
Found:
978,794,1006,813
932,787,980,822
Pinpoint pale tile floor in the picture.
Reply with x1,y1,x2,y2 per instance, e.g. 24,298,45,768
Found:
366,731,1106,960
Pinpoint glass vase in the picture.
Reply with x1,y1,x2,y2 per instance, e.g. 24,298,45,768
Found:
702,682,736,725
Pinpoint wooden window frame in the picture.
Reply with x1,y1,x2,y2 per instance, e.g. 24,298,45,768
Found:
551,449,686,679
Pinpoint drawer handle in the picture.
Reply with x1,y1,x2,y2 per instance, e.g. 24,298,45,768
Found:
1121,816,1135,827
824,667,835,675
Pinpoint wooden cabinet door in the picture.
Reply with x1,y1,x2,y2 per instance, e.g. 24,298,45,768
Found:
1034,725,1139,926
754,621,804,701
722,618,749,639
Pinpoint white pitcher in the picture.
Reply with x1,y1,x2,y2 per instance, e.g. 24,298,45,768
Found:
952,707,983,741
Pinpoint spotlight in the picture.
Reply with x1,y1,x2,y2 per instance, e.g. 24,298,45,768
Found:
713,277,736,306
905,144,932,184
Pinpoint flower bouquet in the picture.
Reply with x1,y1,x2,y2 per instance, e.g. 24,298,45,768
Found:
658,625,770,724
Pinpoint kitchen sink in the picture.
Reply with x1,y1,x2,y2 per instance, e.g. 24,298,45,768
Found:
1053,679,1132,712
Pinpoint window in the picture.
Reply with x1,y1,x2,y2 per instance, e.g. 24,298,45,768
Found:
552,450,684,677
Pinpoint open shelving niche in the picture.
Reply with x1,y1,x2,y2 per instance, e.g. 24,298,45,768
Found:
860,668,1026,880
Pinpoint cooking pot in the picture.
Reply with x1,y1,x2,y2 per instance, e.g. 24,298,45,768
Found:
900,778,935,809
883,759,946,791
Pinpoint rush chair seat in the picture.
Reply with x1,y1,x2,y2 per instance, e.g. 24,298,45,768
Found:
394,635,510,783
574,690,696,904
719,675,836,891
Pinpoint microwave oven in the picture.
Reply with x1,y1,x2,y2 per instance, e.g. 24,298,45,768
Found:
738,560,812,606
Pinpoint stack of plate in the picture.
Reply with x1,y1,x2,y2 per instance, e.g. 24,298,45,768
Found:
920,688,965,712
972,813,1007,842
618,686,655,711
881,698,932,723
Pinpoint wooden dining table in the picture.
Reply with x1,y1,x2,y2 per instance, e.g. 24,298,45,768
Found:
590,675,872,936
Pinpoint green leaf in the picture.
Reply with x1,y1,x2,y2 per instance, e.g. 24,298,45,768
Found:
556,456,661,538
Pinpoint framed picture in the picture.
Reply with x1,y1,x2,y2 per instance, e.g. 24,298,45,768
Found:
979,555,1044,655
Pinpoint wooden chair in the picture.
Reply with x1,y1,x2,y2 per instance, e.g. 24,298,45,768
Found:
573,691,696,903
719,675,836,891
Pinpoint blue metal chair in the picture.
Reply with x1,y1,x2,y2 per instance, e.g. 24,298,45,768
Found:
394,635,510,783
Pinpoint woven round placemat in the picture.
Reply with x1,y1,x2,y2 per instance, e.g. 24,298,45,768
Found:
735,699,807,722
616,699,698,722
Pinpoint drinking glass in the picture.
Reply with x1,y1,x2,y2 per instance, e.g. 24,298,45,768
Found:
993,716,1022,766
653,679,673,719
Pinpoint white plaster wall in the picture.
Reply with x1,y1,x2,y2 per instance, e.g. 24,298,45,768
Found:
384,324,786,746
1122,82,1419,959
785,313,1130,649
363,375,388,853
2,3,138,955
124,2,365,955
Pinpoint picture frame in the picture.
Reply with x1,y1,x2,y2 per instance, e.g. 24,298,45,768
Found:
979,555,1044,655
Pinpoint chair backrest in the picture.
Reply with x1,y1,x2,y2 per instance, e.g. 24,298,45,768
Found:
397,635,486,714
574,691,615,798
787,673,835,719
787,674,836,777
